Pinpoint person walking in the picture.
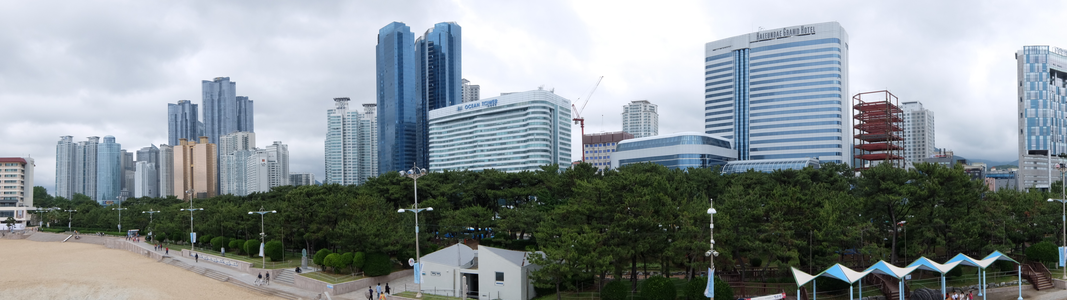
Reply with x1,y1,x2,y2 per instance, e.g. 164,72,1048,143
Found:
376,283,382,297
195,253,199,263
385,283,391,296
266,272,270,285
257,273,263,286
366,287,373,300
165,247,169,255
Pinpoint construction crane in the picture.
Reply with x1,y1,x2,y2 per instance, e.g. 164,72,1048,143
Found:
572,76,603,161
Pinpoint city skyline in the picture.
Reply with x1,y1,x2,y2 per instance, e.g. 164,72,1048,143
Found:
1,1,1063,193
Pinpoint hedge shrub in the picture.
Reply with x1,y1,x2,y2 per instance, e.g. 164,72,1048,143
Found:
230,239,245,254
639,276,675,300
210,236,226,251
341,252,354,272
714,276,734,300
601,280,628,300
314,249,333,267
1026,241,1058,263
265,241,284,262
324,253,343,273
352,252,366,271
244,239,260,257
684,277,735,300
364,252,393,277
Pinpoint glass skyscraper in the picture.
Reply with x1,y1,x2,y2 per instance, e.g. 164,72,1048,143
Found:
202,77,253,145
168,100,203,146
416,22,462,169
377,22,418,174
704,22,850,165
1016,46,1067,190
96,135,122,204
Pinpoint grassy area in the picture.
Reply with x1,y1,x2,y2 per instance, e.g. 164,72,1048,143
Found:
298,272,363,284
908,272,1020,290
158,243,302,269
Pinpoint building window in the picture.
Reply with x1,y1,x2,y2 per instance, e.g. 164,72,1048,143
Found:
496,272,504,282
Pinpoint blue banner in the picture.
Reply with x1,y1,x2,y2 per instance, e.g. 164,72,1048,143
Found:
1060,247,1066,267
705,267,715,298
414,263,421,284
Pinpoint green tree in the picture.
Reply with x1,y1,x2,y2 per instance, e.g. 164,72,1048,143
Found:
1026,241,1058,263
363,252,392,277
244,239,260,257
265,240,284,261
352,252,366,271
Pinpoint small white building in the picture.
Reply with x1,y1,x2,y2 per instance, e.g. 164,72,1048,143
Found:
420,244,541,300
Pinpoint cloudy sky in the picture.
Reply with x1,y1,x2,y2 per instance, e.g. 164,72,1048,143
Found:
1,1,1062,194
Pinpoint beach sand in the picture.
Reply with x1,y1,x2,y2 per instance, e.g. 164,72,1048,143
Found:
0,238,283,300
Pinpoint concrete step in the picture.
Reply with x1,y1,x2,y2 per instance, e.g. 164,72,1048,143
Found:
228,278,302,300
203,269,230,282
275,269,296,285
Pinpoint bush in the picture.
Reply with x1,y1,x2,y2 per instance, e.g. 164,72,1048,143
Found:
714,276,734,300
364,252,393,277
639,276,676,300
230,239,245,254
314,249,333,267
684,277,707,300
156,232,166,243
1027,241,1058,263
352,252,366,271
210,236,226,251
324,253,343,273
341,252,354,272
265,241,284,262
602,280,628,300
244,239,260,257
200,234,212,246
750,257,763,268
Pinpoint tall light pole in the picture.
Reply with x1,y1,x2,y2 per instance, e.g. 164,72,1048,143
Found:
113,196,127,232
143,209,160,242
249,207,277,269
706,198,718,300
181,189,203,250
898,221,907,263
64,209,77,232
1050,198,1067,279
399,163,430,298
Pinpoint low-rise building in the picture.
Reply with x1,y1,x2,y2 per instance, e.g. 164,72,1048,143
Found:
582,131,633,171
610,132,733,169
419,244,540,300
0,157,33,229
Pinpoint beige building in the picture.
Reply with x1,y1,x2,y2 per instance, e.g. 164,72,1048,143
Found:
0,157,33,229
174,137,217,200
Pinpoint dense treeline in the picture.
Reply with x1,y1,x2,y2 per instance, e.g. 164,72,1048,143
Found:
29,162,1065,294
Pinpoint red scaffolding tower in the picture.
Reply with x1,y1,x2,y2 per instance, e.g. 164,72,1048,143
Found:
853,90,903,170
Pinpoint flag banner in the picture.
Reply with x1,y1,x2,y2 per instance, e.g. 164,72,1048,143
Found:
704,267,715,297
1060,246,1066,267
414,263,422,283
190,232,197,243
259,243,265,257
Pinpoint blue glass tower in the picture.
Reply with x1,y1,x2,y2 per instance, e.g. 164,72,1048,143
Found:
416,22,462,169
202,77,254,145
377,22,418,174
704,22,850,165
96,136,122,204
168,100,203,146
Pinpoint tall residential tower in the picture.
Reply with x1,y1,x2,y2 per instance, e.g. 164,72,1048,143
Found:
621,100,659,138
900,101,935,163
704,22,850,164
325,98,378,185
1016,46,1067,190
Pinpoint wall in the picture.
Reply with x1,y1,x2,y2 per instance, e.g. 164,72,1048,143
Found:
181,249,254,273
293,269,410,295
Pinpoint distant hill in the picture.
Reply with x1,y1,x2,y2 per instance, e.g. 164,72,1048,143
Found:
964,158,1017,168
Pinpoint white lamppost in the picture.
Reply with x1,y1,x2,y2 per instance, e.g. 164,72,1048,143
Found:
181,207,203,250
1050,198,1067,279
143,209,160,242
113,196,127,232
249,207,277,269
64,209,77,232
707,198,718,300
399,163,431,298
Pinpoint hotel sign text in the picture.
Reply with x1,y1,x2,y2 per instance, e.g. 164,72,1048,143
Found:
456,99,499,112
754,26,816,42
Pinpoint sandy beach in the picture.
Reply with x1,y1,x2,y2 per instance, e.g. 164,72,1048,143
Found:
0,238,283,300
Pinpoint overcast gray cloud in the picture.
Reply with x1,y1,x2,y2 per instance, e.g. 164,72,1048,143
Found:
1,0,1062,194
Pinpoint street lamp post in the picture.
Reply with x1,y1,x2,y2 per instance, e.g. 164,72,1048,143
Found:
181,189,203,250
1049,198,1067,279
64,209,77,232
399,163,430,298
143,209,160,242
707,198,718,300
113,196,127,232
249,207,277,269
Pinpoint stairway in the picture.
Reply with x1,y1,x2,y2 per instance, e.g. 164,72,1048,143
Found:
228,278,303,300
1026,263,1055,290
275,269,296,285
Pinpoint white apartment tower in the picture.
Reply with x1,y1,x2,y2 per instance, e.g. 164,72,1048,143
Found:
219,132,256,196
462,78,481,103
55,136,76,199
622,100,659,138
900,101,935,163
325,98,378,185
134,161,157,198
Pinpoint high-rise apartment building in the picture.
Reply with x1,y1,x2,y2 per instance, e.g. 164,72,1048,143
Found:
73,136,99,200
174,137,217,200
415,22,463,169
135,145,160,198
120,150,135,198
134,161,157,198
55,136,76,199
1016,45,1067,190
202,77,254,145
96,136,122,204
583,131,635,170
462,78,480,103
377,22,418,175
168,100,203,146
159,145,174,197
704,22,850,164
325,98,378,185
621,100,659,138
219,131,256,196
290,173,315,186
428,89,572,172
900,101,935,163
266,141,289,188
0,157,33,229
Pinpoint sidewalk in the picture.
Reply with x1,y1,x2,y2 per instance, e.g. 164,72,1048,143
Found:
125,239,320,299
